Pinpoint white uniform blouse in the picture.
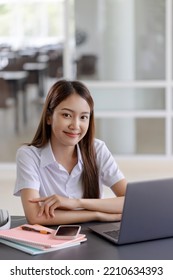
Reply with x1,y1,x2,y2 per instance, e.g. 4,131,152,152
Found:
14,138,125,198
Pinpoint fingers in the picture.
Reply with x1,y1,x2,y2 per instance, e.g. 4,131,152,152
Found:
28,195,76,219
29,195,61,219
38,197,59,218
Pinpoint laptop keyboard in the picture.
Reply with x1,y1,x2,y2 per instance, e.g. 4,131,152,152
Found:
104,230,120,240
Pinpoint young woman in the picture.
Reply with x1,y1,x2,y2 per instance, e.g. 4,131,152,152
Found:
14,79,127,225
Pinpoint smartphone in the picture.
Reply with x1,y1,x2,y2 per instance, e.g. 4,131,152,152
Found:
54,225,81,239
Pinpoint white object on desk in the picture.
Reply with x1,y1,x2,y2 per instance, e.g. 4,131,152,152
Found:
0,209,11,230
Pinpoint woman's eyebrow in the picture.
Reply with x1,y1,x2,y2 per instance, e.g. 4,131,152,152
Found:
61,108,90,114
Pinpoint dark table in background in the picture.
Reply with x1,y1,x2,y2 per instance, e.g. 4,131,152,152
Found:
23,62,47,98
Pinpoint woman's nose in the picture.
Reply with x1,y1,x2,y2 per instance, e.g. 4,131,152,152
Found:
69,118,80,129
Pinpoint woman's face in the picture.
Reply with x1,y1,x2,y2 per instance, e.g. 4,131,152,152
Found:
47,93,91,148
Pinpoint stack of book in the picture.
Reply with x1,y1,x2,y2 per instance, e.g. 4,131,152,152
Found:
0,224,86,255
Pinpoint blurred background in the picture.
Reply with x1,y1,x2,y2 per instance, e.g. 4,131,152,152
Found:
1,0,173,214
0,0,171,160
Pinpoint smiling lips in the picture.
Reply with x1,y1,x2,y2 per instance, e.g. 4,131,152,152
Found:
64,131,80,138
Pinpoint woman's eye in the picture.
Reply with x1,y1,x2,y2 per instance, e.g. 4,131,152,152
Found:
81,115,89,120
63,113,71,118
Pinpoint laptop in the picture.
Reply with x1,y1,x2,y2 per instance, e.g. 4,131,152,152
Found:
89,178,173,245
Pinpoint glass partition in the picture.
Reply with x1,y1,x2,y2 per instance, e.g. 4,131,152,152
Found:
74,0,165,81
89,87,165,111
96,118,165,155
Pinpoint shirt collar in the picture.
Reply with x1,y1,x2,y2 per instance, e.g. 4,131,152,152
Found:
40,141,56,167
40,141,83,168
76,143,83,165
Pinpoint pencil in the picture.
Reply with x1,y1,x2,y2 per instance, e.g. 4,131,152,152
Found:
21,225,51,234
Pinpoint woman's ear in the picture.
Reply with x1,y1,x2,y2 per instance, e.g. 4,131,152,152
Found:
47,115,52,125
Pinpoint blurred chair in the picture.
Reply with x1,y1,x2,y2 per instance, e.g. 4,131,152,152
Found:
0,77,11,108
0,77,15,132
47,51,63,78
76,54,98,78
3,55,39,84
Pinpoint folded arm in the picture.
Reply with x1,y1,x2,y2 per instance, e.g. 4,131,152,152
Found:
20,179,127,225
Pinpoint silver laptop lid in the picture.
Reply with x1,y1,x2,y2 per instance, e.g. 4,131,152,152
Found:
118,178,173,244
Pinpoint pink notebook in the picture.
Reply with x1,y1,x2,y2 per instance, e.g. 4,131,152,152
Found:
0,224,86,248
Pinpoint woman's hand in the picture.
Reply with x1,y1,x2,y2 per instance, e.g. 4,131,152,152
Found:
29,195,79,218
96,212,122,222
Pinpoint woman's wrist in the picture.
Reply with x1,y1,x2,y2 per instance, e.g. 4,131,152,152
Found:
96,212,122,222
76,198,83,209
